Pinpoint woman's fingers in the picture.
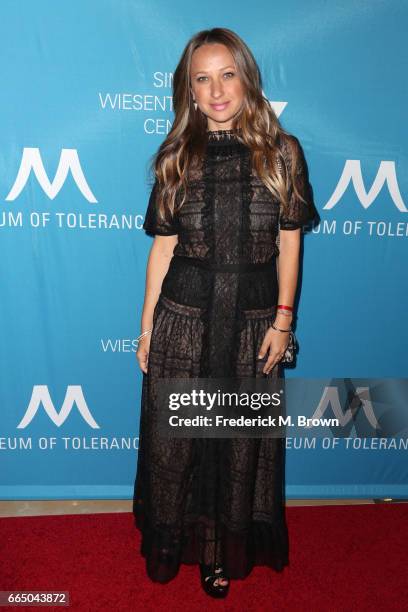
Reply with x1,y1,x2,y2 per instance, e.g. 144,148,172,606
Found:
258,329,289,374
137,346,149,374
262,351,280,374
258,334,272,359
140,355,148,374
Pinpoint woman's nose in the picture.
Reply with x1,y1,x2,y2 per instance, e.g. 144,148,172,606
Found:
210,79,224,98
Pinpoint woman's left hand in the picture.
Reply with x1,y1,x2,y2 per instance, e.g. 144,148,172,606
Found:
258,327,290,374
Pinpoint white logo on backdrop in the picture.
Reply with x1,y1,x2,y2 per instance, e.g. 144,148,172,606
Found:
324,160,407,212
17,385,100,429
6,148,97,203
307,385,379,429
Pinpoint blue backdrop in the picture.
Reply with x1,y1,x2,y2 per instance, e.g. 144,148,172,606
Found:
1,0,407,499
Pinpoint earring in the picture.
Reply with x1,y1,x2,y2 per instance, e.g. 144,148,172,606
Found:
193,101,197,111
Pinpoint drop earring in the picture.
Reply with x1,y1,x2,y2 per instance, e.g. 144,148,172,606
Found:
193,101,197,111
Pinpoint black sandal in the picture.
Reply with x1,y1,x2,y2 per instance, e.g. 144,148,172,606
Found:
199,563,230,598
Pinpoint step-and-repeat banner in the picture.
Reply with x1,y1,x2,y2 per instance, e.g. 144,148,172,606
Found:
1,1,407,499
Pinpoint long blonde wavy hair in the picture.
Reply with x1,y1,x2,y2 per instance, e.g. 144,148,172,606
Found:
150,27,306,223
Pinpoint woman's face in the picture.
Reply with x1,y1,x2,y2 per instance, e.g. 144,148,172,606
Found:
190,43,245,131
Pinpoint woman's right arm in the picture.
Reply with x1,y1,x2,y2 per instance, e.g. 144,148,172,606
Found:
136,234,178,373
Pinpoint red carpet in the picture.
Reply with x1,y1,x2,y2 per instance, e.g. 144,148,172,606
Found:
0,504,407,611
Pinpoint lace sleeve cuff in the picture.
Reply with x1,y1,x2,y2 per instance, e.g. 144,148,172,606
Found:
279,136,317,231
143,179,179,236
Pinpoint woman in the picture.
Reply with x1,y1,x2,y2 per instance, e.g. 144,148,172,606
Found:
133,27,316,598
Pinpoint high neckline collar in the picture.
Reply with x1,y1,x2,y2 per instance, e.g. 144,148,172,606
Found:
206,127,242,142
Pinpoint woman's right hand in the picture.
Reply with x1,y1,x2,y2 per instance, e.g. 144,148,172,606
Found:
136,333,152,374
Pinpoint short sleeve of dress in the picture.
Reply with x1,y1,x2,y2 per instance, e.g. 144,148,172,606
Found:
142,179,180,237
279,136,317,231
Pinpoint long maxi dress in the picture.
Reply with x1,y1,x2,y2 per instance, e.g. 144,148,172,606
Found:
133,127,316,583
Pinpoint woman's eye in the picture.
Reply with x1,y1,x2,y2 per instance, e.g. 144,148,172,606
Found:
196,73,234,82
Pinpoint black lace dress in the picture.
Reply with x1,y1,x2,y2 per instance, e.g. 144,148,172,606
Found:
133,128,316,583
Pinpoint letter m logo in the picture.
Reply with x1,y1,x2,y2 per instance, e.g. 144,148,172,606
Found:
323,160,407,212
6,148,97,202
17,385,100,429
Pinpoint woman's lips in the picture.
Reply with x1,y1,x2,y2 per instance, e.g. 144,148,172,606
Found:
210,101,230,111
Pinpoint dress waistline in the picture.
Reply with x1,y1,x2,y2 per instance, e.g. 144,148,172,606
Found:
172,254,276,273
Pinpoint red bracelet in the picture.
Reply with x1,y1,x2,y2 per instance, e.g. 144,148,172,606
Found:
277,304,293,311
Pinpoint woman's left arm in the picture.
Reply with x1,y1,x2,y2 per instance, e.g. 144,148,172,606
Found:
275,228,300,326
258,134,317,374
258,229,300,374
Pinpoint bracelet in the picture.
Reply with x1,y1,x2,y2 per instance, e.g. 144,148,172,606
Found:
271,321,292,333
277,310,293,317
136,328,152,345
276,304,294,318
